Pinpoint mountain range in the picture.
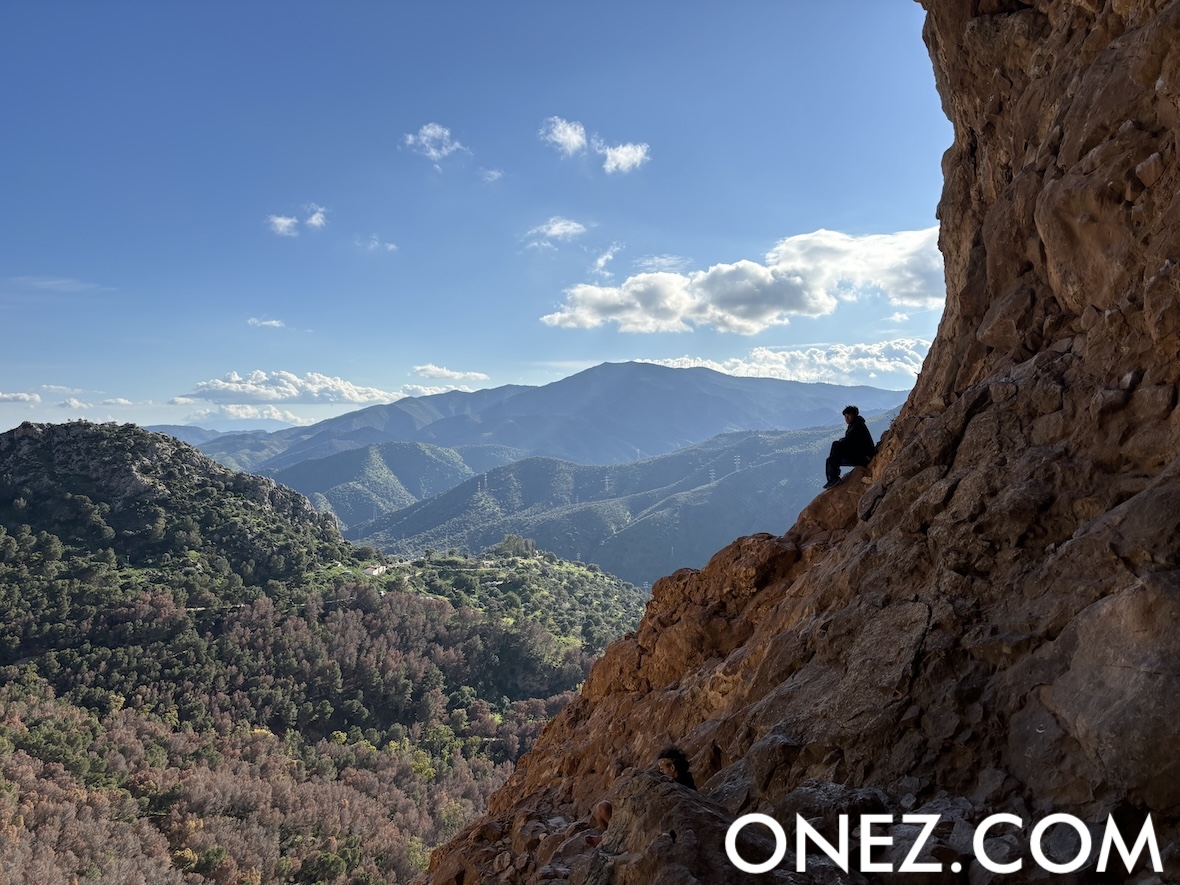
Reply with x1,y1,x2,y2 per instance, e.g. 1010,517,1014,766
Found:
174,362,907,473
267,440,530,529
342,417,895,587
155,363,907,584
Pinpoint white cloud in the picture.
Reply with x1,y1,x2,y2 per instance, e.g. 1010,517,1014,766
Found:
543,272,696,333
542,227,943,334
248,317,285,328
357,234,397,252
304,204,328,229
889,312,911,323
526,216,587,248
542,263,830,334
404,122,467,163
0,391,40,404
7,276,110,293
58,397,93,409
267,205,325,236
100,398,134,406
187,370,402,405
186,404,314,426
592,243,622,279
766,228,944,309
40,384,83,394
635,254,692,273
640,339,930,386
539,117,587,156
268,215,300,236
540,119,649,172
480,168,504,183
592,137,650,174
414,364,489,382
400,384,474,398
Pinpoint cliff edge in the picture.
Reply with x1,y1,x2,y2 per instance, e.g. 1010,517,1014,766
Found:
423,1,1180,881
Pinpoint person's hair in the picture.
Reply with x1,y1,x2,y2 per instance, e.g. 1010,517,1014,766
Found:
658,745,687,764
842,405,859,417
656,745,695,787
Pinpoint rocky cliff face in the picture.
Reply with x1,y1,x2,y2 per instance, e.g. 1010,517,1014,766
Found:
423,1,1180,881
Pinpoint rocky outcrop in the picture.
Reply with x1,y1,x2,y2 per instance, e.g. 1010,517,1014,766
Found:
422,1,1180,882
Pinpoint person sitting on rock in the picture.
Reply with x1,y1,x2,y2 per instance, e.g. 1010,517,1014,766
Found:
584,757,632,848
656,745,696,790
585,750,694,849
584,800,614,847
823,405,876,489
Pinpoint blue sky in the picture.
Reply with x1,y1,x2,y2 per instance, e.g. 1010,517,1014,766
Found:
1,2,952,432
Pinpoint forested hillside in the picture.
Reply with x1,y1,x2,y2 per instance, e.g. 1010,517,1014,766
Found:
0,422,643,883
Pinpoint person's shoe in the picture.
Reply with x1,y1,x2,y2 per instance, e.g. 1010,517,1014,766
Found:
823,478,840,489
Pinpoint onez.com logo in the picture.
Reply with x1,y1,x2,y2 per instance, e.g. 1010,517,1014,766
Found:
725,812,1162,876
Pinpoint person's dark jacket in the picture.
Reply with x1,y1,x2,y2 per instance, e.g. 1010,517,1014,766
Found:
842,415,876,464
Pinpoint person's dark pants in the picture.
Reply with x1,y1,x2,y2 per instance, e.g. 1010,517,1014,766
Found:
826,440,869,484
